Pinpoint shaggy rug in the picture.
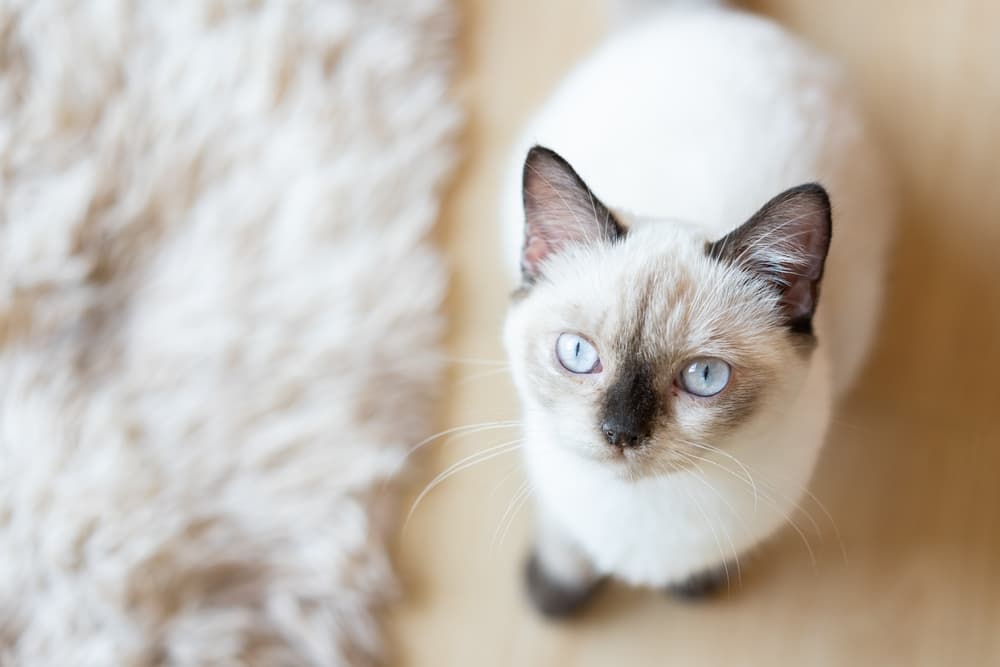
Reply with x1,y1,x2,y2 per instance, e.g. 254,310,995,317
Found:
0,1,458,665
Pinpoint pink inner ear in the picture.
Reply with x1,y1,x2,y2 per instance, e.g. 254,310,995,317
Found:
523,234,552,274
519,146,625,284
781,274,818,321
707,183,831,329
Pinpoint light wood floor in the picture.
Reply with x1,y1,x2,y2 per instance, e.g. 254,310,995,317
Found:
389,1,1000,664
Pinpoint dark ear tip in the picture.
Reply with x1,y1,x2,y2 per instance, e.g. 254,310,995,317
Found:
522,145,579,201
795,182,829,196
784,182,833,240
525,144,559,161
523,145,570,176
789,182,832,212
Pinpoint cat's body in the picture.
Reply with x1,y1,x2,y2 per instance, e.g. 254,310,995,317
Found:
501,5,892,614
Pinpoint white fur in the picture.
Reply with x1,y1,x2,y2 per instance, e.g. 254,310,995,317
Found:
0,1,459,664
523,359,830,585
502,6,891,588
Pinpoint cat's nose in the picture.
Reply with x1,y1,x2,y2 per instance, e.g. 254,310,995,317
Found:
601,419,643,448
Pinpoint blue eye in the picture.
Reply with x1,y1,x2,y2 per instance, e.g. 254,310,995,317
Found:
679,357,731,397
555,333,601,374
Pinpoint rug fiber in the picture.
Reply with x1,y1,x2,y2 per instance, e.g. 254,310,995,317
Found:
0,1,459,664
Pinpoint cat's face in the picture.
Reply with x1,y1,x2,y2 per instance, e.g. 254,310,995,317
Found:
504,147,831,480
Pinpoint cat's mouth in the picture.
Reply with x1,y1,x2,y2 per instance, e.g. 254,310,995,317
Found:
593,441,660,479
588,440,695,481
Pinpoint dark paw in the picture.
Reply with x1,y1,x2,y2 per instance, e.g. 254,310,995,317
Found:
664,564,730,601
524,552,602,619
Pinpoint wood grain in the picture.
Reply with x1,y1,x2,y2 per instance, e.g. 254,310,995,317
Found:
389,1,1000,664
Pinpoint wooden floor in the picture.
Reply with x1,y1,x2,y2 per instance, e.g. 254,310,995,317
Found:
389,1,1000,664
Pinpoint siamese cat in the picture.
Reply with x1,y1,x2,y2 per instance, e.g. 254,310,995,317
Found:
501,3,892,616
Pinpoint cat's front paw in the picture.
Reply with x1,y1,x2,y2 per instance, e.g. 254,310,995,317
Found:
524,551,603,619
664,564,731,601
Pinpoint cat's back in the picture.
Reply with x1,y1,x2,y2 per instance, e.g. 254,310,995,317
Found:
502,5,893,393
503,7,853,241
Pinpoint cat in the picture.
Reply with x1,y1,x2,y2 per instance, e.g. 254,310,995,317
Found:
500,2,893,617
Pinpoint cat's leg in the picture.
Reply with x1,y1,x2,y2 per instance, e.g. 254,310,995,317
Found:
524,514,603,618
663,562,733,601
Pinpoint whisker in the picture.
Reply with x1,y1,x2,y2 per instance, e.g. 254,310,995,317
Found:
799,486,848,565
491,481,532,552
383,420,522,493
404,439,523,529
682,440,760,513
663,459,734,591
749,464,847,565
673,456,743,586
403,420,521,458
488,461,524,500
678,450,816,541
674,452,742,519
777,503,818,568
498,485,534,549
732,467,820,569
678,442,822,568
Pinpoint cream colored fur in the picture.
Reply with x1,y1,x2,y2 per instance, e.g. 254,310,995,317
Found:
0,1,459,664
502,5,892,590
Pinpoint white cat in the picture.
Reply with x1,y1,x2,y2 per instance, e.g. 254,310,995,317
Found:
500,2,893,616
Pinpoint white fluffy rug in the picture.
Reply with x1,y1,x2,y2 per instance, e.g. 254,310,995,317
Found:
0,1,458,664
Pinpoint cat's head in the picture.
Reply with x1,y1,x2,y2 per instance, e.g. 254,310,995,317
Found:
503,146,832,479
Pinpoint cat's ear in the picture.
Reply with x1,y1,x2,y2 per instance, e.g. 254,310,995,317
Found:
520,145,625,284
708,184,832,335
